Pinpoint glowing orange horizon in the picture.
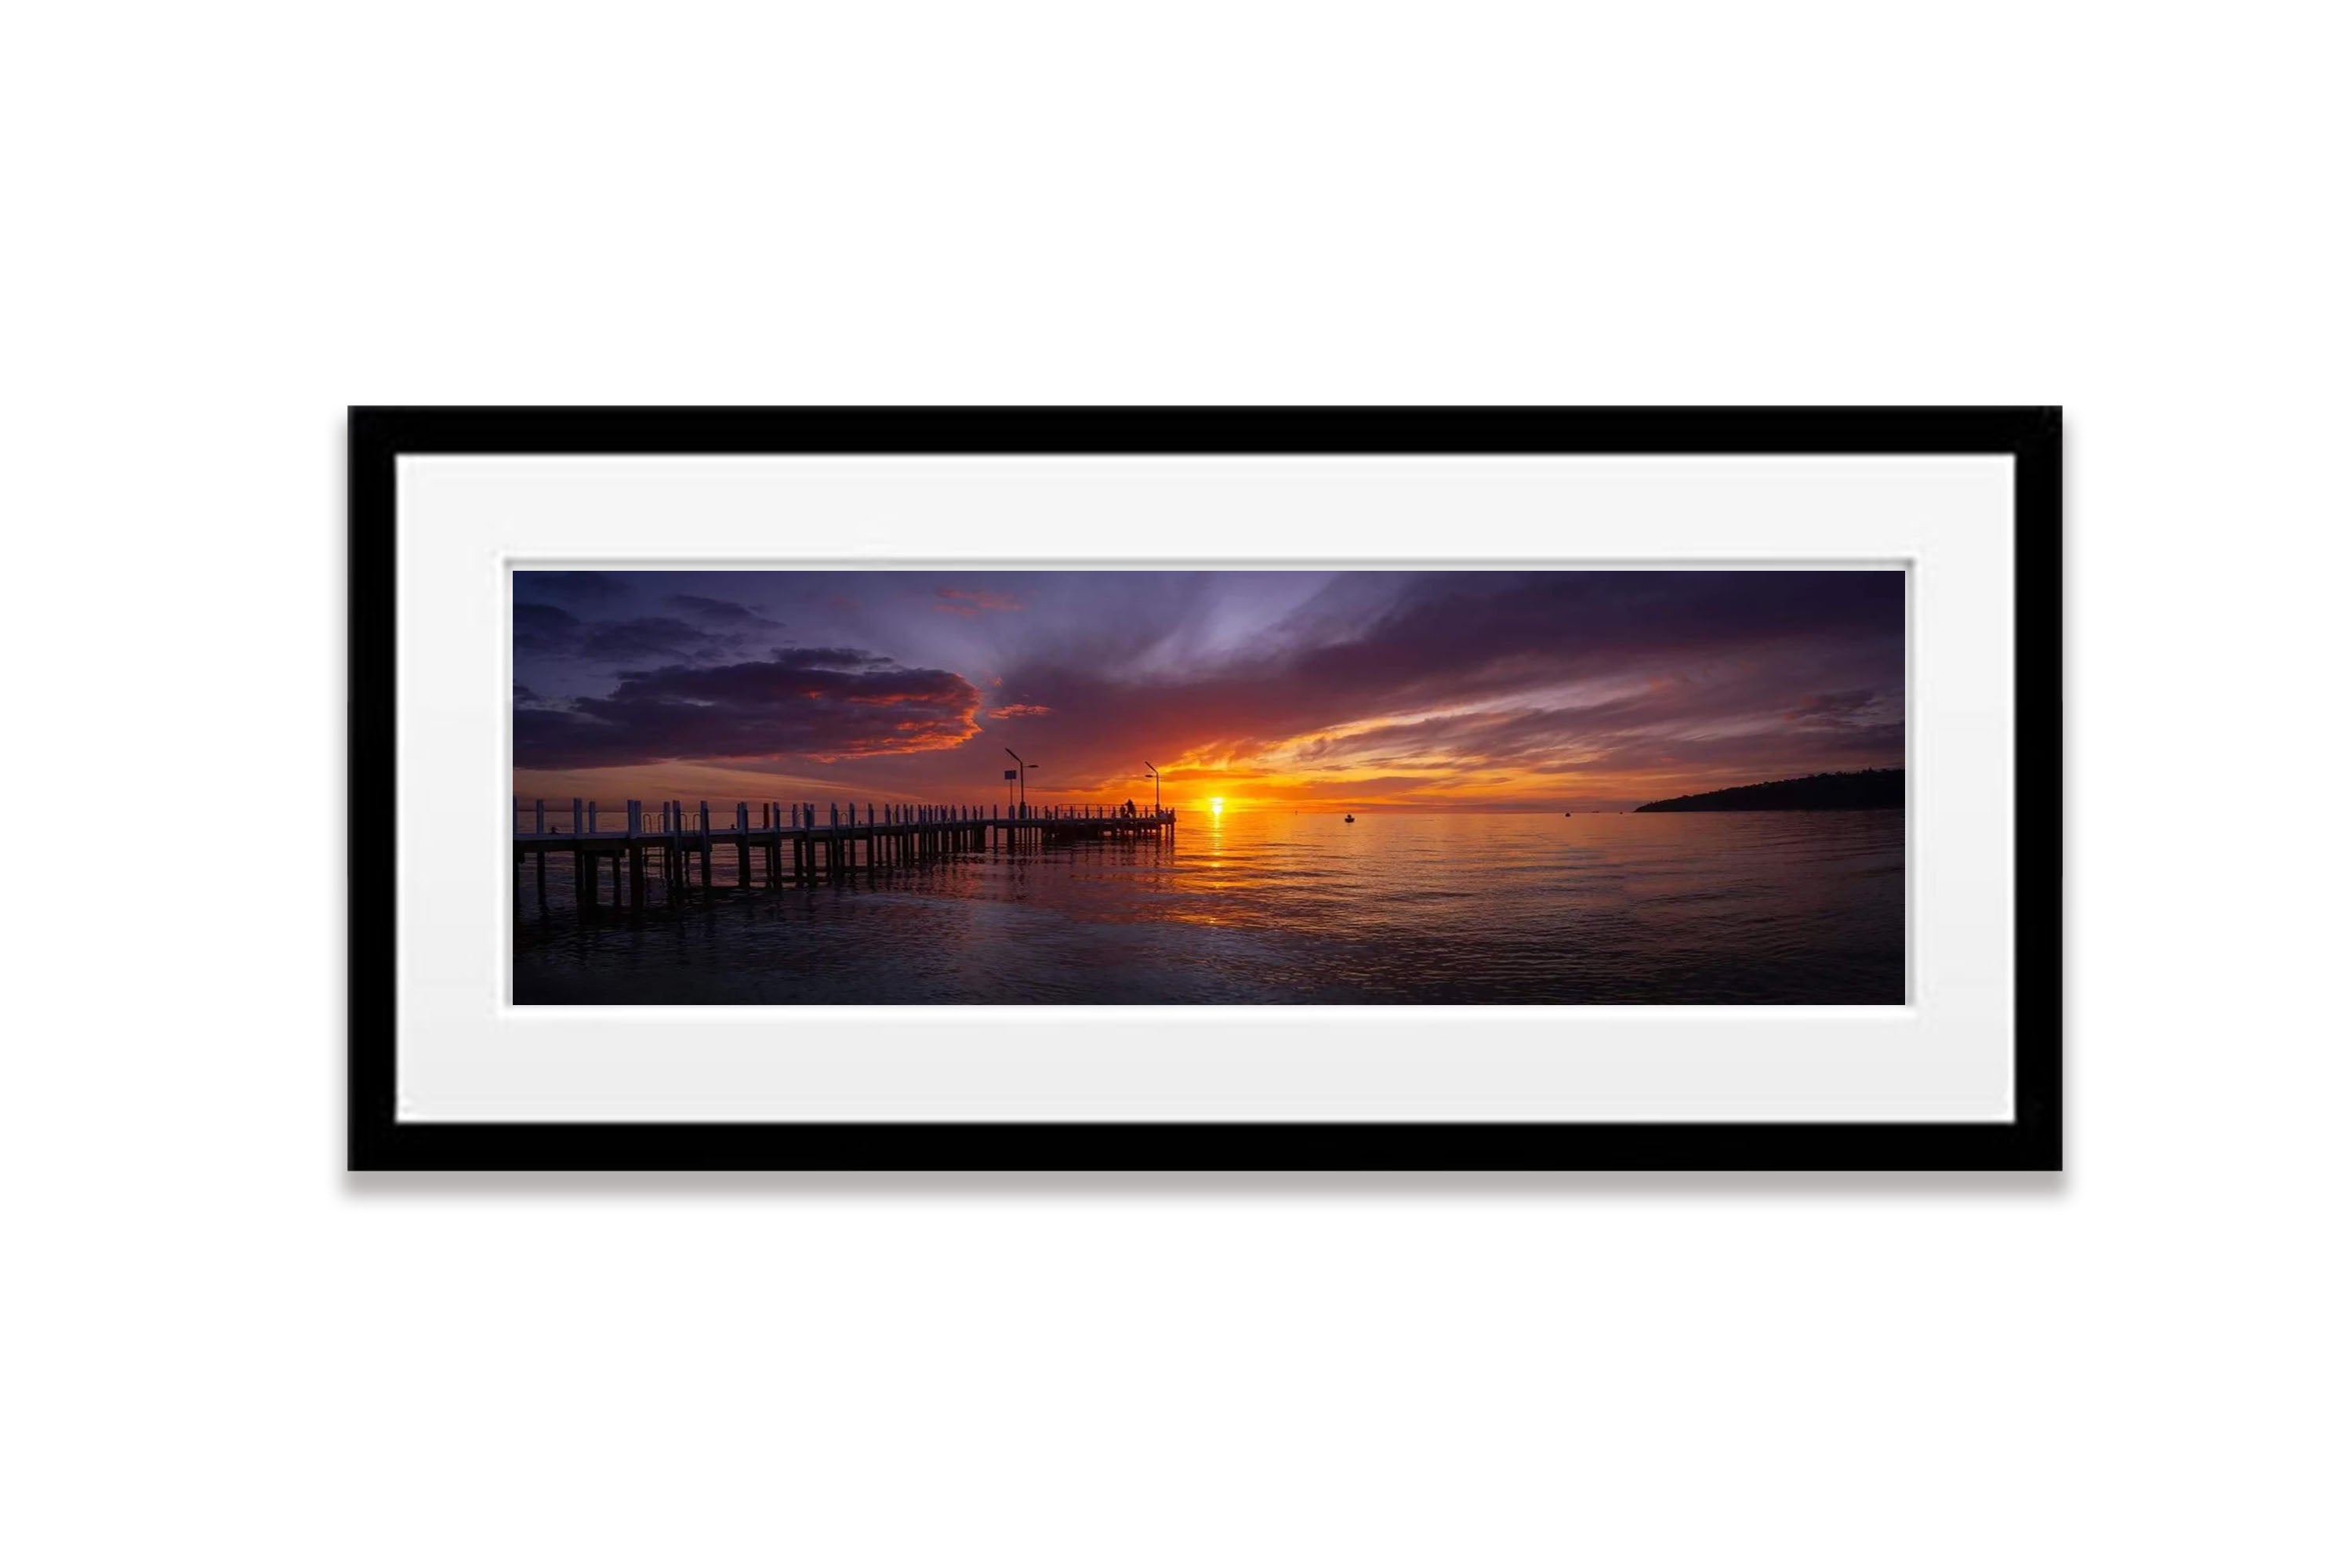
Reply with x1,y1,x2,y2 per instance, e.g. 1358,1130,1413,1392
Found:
509,752,1880,818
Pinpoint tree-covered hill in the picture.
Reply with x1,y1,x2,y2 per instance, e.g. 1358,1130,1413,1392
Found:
1634,768,1904,812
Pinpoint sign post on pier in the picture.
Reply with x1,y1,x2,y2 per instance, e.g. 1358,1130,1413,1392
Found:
1004,748,1036,817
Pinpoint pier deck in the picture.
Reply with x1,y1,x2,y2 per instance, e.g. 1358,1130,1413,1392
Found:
513,797,1176,911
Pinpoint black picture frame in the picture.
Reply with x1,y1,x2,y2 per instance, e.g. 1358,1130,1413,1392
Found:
350,406,2060,1171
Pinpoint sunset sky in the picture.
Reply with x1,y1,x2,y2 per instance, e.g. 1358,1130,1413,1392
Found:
511,569,1904,814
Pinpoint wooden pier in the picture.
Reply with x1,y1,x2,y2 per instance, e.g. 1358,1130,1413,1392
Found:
514,797,1177,913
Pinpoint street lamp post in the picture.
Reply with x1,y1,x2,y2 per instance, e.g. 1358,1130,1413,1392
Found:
1143,760,1160,815
1004,748,1036,818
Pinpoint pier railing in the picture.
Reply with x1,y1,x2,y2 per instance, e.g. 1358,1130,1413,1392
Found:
513,797,1174,837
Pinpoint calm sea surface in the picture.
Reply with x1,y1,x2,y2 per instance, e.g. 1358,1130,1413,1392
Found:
513,810,1904,1004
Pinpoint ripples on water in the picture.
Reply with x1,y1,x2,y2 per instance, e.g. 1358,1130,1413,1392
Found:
514,811,1904,1004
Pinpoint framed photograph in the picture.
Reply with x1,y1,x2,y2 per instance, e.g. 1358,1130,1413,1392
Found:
350,407,2060,1171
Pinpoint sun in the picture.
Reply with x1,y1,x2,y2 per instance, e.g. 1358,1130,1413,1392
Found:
1209,797,1224,815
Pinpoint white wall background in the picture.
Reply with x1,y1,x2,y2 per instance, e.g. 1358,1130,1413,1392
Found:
4,5,2345,1564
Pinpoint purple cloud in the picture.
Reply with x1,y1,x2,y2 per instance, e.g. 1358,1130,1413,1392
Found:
514,648,982,768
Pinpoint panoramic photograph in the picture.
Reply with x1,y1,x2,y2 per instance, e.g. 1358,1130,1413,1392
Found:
512,568,1905,1004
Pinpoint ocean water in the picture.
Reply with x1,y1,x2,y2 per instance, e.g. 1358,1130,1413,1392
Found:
512,810,1904,1005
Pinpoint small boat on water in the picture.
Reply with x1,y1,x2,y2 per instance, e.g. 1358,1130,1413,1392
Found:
1343,814,1355,823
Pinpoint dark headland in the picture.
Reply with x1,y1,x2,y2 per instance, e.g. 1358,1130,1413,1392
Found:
1634,768,1904,813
